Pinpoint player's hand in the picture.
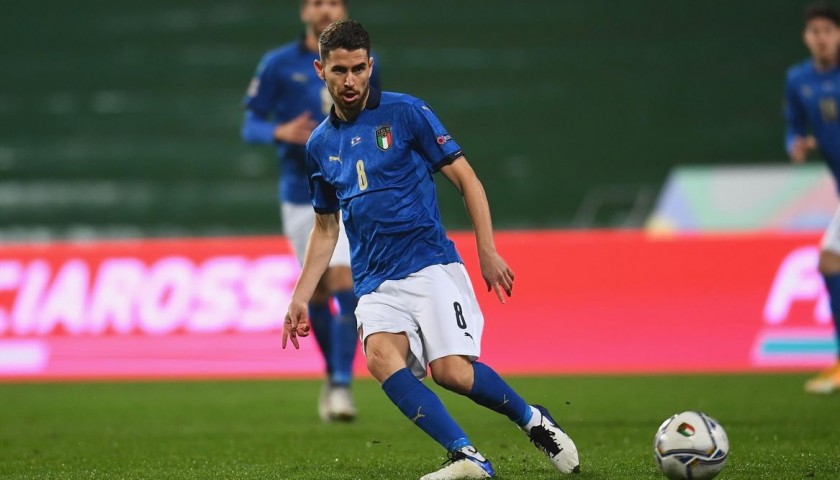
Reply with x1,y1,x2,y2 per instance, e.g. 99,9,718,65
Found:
274,111,317,145
478,250,514,304
789,135,816,164
282,298,311,350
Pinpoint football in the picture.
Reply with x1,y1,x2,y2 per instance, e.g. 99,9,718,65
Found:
653,411,729,480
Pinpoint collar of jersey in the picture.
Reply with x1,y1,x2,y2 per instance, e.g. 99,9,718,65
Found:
329,88,382,127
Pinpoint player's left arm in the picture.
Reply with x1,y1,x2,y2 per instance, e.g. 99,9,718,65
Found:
440,157,514,304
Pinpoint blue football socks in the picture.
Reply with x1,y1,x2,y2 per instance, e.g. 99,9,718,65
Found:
307,302,334,379
468,362,533,427
822,273,840,358
382,368,472,452
331,290,359,386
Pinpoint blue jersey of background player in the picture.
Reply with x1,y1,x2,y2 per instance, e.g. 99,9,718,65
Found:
283,20,580,479
240,0,379,422
784,2,840,394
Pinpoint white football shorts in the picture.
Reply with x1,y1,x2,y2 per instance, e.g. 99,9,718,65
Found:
355,262,484,380
280,201,351,267
822,205,840,255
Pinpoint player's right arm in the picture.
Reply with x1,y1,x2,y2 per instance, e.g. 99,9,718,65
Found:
784,70,816,164
283,144,342,349
242,110,317,145
283,210,341,349
241,53,316,145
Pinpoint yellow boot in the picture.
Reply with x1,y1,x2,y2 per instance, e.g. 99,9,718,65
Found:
804,363,840,394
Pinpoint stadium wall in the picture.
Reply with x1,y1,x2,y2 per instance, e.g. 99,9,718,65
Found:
0,230,830,381
0,1,814,235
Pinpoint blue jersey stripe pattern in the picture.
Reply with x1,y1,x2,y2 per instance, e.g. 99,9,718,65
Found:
306,89,463,296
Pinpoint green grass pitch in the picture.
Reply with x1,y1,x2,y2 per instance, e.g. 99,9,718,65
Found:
1,373,838,479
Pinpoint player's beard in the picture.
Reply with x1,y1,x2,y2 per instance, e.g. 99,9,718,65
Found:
816,47,840,68
335,86,367,116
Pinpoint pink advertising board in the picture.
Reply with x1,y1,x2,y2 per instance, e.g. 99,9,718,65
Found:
0,231,831,381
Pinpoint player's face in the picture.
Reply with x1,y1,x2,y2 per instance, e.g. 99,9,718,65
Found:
315,48,374,116
804,18,840,64
300,0,347,37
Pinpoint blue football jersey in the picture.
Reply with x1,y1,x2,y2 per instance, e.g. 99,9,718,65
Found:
305,89,464,296
784,59,840,190
243,40,381,204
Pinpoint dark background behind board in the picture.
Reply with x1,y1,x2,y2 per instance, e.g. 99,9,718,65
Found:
0,1,816,239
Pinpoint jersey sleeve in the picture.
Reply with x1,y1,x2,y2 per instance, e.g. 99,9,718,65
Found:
783,71,809,154
305,142,340,214
243,54,281,116
407,100,464,172
241,110,277,144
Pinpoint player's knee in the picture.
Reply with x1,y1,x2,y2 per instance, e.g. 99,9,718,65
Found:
430,361,473,394
364,348,401,384
365,356,383,382
819,250,840,276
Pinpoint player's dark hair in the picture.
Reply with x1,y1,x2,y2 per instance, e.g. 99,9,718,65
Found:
318,20,370,60
805,2,840,26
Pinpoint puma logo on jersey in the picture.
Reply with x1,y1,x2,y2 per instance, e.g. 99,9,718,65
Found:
329,155,341,163
291,72,308,84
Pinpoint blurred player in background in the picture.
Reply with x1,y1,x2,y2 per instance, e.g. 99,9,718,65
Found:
241,0,379,420
784,2,840,394
283,20,579,479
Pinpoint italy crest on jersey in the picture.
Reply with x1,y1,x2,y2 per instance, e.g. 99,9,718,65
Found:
375,125,392,151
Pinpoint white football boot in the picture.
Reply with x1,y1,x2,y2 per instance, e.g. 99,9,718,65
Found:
328,385,357,421
419,447,495,480
317,381,331,422
522,405,580,474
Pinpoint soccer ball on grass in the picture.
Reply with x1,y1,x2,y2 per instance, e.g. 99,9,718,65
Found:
653,411,729,480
